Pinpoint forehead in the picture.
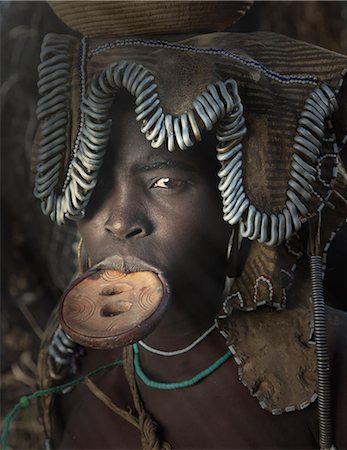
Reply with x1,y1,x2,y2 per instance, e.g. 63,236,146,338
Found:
103,91,219,175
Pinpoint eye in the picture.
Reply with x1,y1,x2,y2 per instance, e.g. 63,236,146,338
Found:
150,177,187,189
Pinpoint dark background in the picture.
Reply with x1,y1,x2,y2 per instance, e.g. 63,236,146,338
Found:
1,2,346,448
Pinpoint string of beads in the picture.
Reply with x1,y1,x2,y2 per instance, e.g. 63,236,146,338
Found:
133,343,232,390
1,359,123,450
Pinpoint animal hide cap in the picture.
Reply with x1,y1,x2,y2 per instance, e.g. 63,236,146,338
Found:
48,1,253,37
33,28,347,244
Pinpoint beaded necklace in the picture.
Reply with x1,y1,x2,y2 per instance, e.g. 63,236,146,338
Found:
133,342,232,390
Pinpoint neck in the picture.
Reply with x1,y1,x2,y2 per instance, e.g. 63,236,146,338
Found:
135,275,228,382
143,274,225,350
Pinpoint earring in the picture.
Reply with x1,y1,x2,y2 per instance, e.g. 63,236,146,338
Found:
226,225,250,278
77,238,91,273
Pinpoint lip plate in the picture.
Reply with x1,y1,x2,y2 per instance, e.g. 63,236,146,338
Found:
59,256,170,349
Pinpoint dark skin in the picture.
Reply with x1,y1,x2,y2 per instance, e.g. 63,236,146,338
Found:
55,92,347,449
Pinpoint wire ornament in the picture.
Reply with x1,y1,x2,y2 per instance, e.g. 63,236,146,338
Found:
48,327,84,378
35,35,249,225
227,83,339,246
35,35,340,248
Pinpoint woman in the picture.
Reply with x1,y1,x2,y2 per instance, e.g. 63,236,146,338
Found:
33,2,347,448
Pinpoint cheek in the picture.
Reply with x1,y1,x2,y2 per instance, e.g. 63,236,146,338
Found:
156,189,230,263
78,218,106,260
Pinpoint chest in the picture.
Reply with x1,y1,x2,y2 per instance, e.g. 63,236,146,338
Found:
56,357,318,449
137,358,318,449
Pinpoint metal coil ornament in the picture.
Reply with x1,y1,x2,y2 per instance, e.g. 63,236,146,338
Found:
34,34,74,224
48,327,84,378
310,256,332,450
35,35,247,225
35,34,340,248
233,83,339,246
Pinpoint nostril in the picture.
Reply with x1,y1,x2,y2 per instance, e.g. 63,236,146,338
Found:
100,300,132,317
104,211,153,239
104,220,150,239
126,228,144,239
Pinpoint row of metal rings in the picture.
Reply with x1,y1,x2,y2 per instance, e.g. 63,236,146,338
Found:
34,34,74,223
217,83,338,246
290,83,338,202
48,327,84,378
35,34,338,239
43,58,243,223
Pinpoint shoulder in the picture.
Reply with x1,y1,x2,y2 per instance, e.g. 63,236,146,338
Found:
54,346,143,449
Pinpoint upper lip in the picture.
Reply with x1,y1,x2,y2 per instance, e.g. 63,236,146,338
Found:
92,255,163,275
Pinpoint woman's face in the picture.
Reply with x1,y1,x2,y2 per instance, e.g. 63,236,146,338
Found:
78,92,231,301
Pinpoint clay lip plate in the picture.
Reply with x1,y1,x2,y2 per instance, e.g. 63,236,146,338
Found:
59,256,170,349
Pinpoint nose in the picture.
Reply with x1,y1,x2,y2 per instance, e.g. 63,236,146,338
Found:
104,204,153,240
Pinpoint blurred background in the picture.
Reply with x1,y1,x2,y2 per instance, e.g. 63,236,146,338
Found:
1,2,346,448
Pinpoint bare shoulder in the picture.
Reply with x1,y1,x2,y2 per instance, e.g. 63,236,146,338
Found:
326,306,347,447
54,347,142,449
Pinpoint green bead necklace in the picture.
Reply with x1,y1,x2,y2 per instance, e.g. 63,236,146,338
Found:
133,342,232,390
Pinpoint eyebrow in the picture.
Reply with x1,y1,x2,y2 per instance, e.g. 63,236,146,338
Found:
138,160,197,173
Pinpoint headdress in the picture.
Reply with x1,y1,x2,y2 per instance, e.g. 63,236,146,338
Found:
32,2,347,448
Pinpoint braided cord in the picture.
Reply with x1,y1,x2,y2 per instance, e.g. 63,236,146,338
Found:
1,359,123,450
